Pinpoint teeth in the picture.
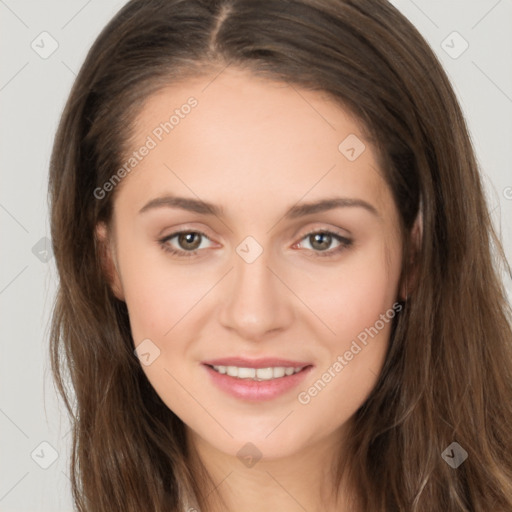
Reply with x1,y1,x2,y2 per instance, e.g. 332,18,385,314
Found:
256,367,273,380
273,367,285,378
237,367,256,379
226,366,238,377
212,365,305,380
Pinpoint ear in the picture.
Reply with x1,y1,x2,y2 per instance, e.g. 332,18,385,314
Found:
399,207,422,301
95,222,125,301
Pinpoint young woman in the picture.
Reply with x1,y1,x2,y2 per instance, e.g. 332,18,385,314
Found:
48,0,512,510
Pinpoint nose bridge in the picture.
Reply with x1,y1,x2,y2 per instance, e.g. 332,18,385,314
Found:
218,237,294,339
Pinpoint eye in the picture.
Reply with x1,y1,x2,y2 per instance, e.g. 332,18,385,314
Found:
159,230,214,257
158,229,353,259
294,230,352,258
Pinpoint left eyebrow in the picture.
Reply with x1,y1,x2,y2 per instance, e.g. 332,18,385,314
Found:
284,197,380,219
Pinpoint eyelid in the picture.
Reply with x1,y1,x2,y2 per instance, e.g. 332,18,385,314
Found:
157,222,216,240
290,220,350,241
294,223,351,241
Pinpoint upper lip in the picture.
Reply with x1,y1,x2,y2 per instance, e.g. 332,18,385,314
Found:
202,357,312,369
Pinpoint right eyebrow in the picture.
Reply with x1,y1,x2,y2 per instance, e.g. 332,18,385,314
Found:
139,195,223,217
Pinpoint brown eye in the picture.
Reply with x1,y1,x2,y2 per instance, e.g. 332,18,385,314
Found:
296,230,353,258
309,232,333,251
159,230,214,256
177,232,202,251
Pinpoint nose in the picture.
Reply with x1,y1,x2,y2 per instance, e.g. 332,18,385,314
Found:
217,243,295,341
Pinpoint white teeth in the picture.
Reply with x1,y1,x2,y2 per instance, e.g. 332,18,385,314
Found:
211,365,305,380
237,367,256,379
256,367,274,380
273,367,286,378
226,366,238,377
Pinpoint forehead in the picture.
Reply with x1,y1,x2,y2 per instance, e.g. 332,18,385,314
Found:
115,67,391,217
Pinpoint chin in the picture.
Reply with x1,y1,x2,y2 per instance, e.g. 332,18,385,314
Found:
188,415,319,462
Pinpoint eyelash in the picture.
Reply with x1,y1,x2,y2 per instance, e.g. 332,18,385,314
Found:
158,229,353,259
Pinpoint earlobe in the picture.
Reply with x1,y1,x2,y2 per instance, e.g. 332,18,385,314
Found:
399,208,423,301
95,222,125,301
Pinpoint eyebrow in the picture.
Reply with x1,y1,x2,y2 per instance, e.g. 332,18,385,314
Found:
138,195,380,219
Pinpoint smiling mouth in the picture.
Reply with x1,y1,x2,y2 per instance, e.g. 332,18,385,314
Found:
207,364,310,381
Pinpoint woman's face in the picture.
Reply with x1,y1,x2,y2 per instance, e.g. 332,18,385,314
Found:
102,68,403,461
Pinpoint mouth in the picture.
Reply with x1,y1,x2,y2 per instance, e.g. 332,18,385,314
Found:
202,358,314,401
206,364,308,381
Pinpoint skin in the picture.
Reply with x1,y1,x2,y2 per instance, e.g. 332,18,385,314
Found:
98,67,406,511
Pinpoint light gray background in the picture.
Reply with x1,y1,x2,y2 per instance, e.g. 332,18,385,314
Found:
1,1,511,511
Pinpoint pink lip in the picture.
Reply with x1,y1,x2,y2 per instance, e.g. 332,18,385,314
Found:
202,360,314,402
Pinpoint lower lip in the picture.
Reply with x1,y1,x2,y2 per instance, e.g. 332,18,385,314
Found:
203,364,313,401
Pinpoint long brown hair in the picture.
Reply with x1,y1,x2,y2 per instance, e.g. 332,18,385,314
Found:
48,0,512,510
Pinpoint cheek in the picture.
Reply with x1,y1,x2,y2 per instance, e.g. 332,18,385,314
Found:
297,242,401,346
125,273,205,343
121,262,208,422
292,244,400,416
116,234,209,343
